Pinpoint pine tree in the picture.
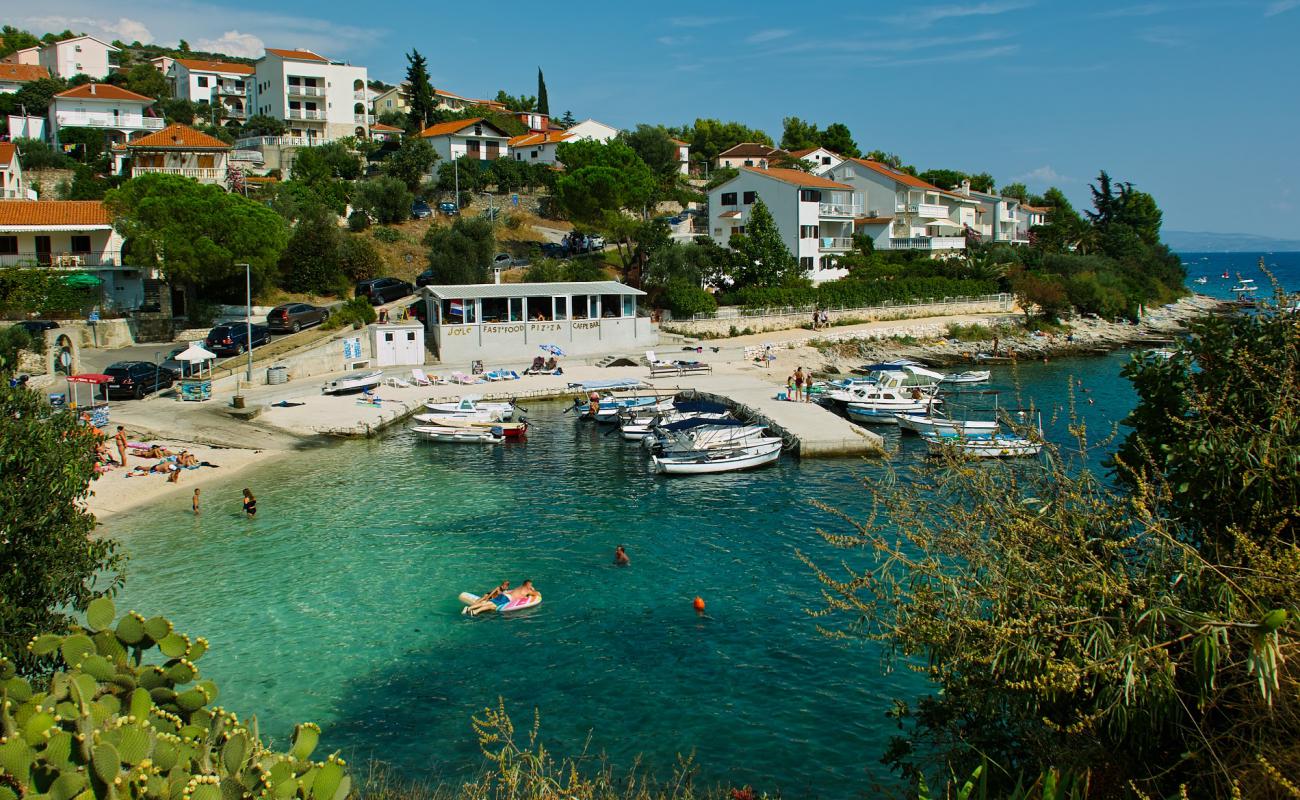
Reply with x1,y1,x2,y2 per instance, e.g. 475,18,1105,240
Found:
559,110,576,128
537,67,549,116
731,198,799,287
405,49,436,131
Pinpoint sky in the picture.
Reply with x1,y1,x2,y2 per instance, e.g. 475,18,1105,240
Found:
11,0,1299,237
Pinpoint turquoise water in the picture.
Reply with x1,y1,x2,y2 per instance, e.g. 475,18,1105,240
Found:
103,353,1142,797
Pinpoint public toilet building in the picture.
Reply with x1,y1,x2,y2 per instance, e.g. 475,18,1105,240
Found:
419,281,655,363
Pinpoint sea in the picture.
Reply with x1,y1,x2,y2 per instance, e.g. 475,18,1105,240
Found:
100,251,1298,798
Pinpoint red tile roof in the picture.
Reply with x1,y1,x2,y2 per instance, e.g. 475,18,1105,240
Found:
370,122,403,132
419,117,509,138
508,131,572,147
55,83,154,103
0,143,16,165
718,142,785,159
1021,204,1051,213
0,201,111,227
847,158,941,191
126,123,231,150
175,58,255,75
0,63,49,82
669,138,689,146
740,166,852,190
264,48,329,62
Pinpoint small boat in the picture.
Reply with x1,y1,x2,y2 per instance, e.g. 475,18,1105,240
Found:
619,400,731,440
940,370,991,384
1145,348,1177,360
412,425,505,444
322,370,383,395
644,417,767,453
895,413,998,437
458,591,541,614
1193,276,1208,285
424,396,515,421
1231,280,1257,294
575,393,672,422
412,415,528,438
841,375,941,424
924,433,1042,458
1221,270,1230,279
651,437,783,475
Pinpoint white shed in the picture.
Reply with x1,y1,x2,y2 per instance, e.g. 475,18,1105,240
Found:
370,322,425,367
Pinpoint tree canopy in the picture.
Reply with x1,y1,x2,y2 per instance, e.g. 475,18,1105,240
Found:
383,135,439,191
423,217,495,284
727,197,800,287
666,118,773,167
536,67,549,115
405,49,436,130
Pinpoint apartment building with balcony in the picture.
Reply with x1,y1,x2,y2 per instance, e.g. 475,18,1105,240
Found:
0,142,37,199
0,63,50,94
114,123,232,186
171,59,255,121
670,138,691,175
707,166,862,284
6,36,119,80
942,180,1029,245
826,158,977,254
47,83,163,148
248,48,370,142
0,201,148,309
420,118,511,162
789,146,843,175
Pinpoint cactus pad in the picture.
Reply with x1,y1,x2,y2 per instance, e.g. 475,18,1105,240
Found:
28,633,62,657
85,597,116,632
189,781,222,800
48,771,88,800
143,616,173,642
166,660,197,685
159,632,189,659
221,731,249,775
0,738,35,784
309,761,345,800
1,676,32,702
176,688,208,713
79,653,116,681
289,723,320,761
186,638,209,662
118,725,153,765
91,741,121,784
21,711,55,745
0,657,14,680
139,665,168,690
93,630,128,663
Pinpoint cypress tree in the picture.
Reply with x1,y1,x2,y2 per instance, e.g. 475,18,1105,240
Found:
405,49,436,130
537,67,549,115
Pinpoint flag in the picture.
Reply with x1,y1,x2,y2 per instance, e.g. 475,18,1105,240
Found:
449,300,463,317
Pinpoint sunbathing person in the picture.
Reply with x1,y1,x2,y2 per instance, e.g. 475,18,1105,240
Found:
465,580,511,615
543,356,558,372
176,451,199,468
138,444,173,459
526,356,545,374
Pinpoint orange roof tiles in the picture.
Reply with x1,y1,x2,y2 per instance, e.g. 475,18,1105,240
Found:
370,122,403,132
0,143,16,165
0,201,111,227
847,158,942,191
55,83,154,103
419,117,508,138
669,138,689,146
739,166,852,190
508,131,572,147
1021,204,1051,213
126,123,232,150
264,48,329,62
0,63,49,82
175,58,255,75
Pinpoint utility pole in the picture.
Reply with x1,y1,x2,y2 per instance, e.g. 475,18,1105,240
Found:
453,158,459,208
239,263,252,383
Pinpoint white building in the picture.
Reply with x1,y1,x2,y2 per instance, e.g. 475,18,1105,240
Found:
670,137,691,175
715,142,786,170
563,118,621,143
952,182,1028,245
0,63,50,94
2,47,41,67
171,58,255,121
0,200,146,309
825,158,976,254
116,123,232,186
419,117,511,162
508,130,573,165
372,83,407,116
48,83,163,148
789,146,843,174
708,166,862,284
247,47,371,142
149,56,174,75
1020,203,1049,239
36,36,119,80
0,142,37,199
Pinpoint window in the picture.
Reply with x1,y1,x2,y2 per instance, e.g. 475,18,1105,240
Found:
799,189,822,202
197,155,214,168
734,226,746,236
622,296,635,318
799,225,819,239
821,156,831,165
553,296,568,320
600,295,622,317
473,124,482,136
720,192,737,206
800,256,814,271
70,235,91,253
197,76,209,88
743,159,754,166
742,191,756,204
0,236,16,255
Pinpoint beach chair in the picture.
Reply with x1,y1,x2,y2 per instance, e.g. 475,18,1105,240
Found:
410,369,434,386
503,370,521,380
384,376,414,388
483,370,505,381
450,371,481,385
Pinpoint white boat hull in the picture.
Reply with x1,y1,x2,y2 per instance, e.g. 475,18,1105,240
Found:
652,438,783,474
425,400,514,420
846,401,933,424
323,370,384,395
895,414,998,436
924,435,1042,458
941,370,991,384
412,425,504,444
645,425,766,451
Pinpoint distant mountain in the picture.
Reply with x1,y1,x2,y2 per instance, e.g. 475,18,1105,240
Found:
1166,230,1300,252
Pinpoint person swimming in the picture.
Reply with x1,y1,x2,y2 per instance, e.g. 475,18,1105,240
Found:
464,580,511,615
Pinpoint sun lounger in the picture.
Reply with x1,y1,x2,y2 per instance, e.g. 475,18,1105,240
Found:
410,369,434,386
384,376,414,388
483,370,505,381
450,371,482,385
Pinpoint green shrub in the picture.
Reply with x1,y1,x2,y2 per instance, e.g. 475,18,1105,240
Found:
663,282,717,317
945,323,994,341
348,210,371,232
0,597,351,800
372,226,404,244
0,269,99,317
323,296,378,330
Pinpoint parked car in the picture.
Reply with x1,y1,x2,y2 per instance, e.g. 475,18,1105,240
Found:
492,253,513,268
105,361,175,400
416,268,437,287
355,277,414,305
411,198,432,219
205,323,271,356
159,346,201,379
589,235,606,250
12,320,58,337
437,201,459,216
267,303,330,334
540,242,566,258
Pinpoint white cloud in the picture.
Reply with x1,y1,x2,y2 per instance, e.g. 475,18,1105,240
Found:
667,15,732,27
745,29,793,44
193,30,264,58
884,1,1033,27
1139,26,1191,46
885,44,1019,67
1265,0,1300,15
26,15,153,43
1018,165,1070,183
1097,3,1167,17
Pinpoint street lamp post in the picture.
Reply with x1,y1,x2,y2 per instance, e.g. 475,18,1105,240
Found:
238,263,252,383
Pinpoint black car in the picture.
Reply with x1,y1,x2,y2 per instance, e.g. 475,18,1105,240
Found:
411,199,432,219
437,201,459,216
105,361,175,400
159,346,204,379
13,320,59,337
356,277,414,305
267,303,330,333
205,323,271,356
415,268,437,287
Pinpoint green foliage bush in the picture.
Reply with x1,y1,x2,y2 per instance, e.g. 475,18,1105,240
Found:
0,597,350,800
351,176,413,226
423,217,494,285
722,277,996,310
0,269,100,317
322,296,377,330
371,226,405,244
663,281,717,317
347,210,370,232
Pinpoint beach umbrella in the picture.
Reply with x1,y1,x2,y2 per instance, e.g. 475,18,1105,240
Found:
174,342,217,363
62,273,102,287
539,344,566,357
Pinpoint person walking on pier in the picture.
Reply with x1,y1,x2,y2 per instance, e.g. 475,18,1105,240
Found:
794,367,806,403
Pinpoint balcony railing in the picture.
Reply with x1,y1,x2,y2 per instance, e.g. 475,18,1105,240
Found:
287,108,324,120
886,237,966,251
353,113,375,124
215,84,247,96
819,237,854,251
222,107,247,119
234,135,330,148
287,85,324,97
132,166,224,181
353,90,367,100
0,251,124,268
896,202,950,218
55,113,165,130
819,201,863,217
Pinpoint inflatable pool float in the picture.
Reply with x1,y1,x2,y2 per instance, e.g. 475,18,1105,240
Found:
459,591,542,614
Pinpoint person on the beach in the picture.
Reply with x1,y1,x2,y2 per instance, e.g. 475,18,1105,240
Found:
786,374,795,400
811,309,819,330
177,451,198,468
763,344,773,369
114,426,128,467
242,488,257,518
192,489,200,514
819,309,829,328
614,545,630,566
794,367,805,402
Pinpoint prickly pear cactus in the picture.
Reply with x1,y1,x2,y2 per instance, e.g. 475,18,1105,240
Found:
0,598,351,800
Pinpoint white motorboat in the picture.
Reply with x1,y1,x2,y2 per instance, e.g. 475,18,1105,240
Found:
652,437,783,475
322,370,384,395
940,370,991,384
1193,276,1208,285
424,396,515,421
1231,278,1257,294
924,433,1042,458
842,376,941,424
576,393,674,423
412,425,504,444
619,400,731,440
822,368,943,403
895,413,998,437
644,418,767,453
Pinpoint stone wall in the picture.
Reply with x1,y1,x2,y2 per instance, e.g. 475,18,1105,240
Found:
25,168,76,199
661,295,1015,338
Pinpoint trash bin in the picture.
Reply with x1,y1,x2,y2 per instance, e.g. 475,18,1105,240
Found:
266,365,289,385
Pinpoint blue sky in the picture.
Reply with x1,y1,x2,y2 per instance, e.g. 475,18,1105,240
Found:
15,0,1299,237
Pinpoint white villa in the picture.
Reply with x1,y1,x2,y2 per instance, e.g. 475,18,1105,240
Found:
419,118,511,162
670,137,691,175
708,166,862,284
1021,203,1049,237
825,158,977,254
2,36,118,80
0,142,36,199
790,146,843,174
247,48,371,142
0,63,50,94
47,83,163,148
715,142,787,170
508,130,572,165
115,123,232,186
563,118,621,143
170,58,254,122
951,182,1029,245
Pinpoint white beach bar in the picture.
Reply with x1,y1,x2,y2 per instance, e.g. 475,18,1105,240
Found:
419,281,657,363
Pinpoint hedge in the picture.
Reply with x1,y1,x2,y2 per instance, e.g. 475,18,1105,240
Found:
0,268,101,318
719,277,999,311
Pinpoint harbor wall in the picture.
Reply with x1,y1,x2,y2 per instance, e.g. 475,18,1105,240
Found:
663,295,1014,337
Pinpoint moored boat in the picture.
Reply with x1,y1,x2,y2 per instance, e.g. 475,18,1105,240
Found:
322,370,384,395
940,370,991,384
424,395,515,420
412,425,505,444
651,437,783,475
923,432,1042,458
895,413,998,436
412,415,527,438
